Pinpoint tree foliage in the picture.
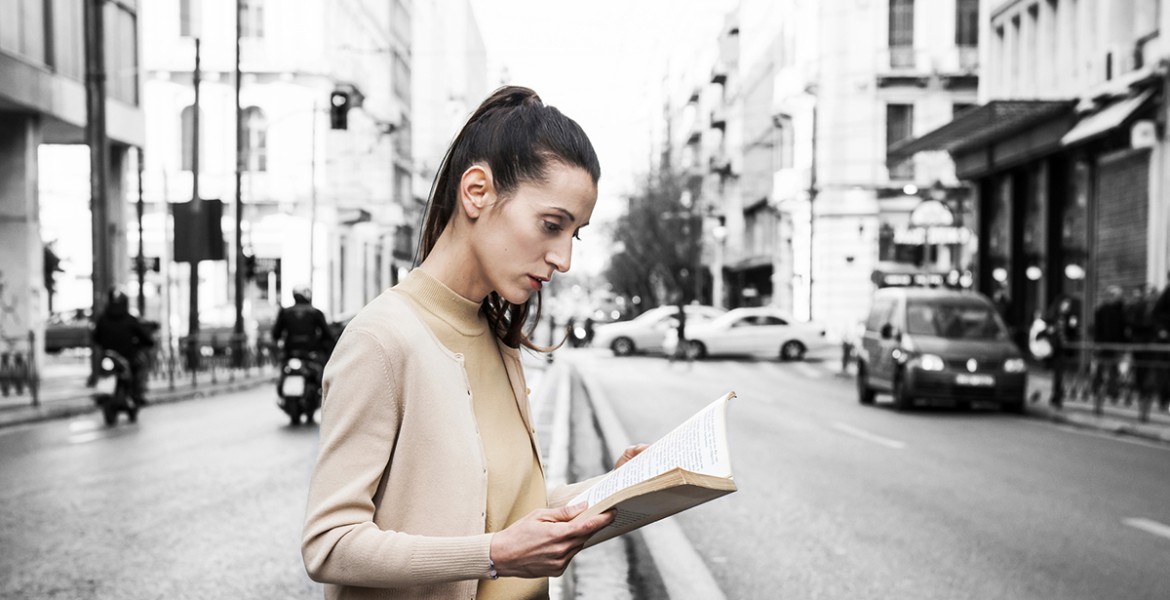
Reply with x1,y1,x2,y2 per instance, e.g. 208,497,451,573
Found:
603,168,702,309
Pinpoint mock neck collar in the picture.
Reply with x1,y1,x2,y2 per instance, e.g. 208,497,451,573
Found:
397,269,487,337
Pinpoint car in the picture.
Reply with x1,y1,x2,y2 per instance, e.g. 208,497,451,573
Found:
665,306,833,361
854,287,1028,412
591,304,727,356
45,310,92,353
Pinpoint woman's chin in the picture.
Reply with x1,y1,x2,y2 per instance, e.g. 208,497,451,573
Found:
501,288,535,305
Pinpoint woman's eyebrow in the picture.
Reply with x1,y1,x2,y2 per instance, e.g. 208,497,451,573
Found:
549,206,588,227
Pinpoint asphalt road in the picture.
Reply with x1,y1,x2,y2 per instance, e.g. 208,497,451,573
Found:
574,352,1170,600
0,385,324,599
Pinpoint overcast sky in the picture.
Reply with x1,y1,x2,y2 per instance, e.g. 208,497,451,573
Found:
468,0,736,275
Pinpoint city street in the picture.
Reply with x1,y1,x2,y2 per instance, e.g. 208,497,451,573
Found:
0,386,324,599
575,352,1170,600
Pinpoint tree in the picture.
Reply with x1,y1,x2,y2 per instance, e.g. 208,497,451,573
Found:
603,168,703,310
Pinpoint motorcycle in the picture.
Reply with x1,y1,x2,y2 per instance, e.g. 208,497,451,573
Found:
92,350,140,426
277,353,323,426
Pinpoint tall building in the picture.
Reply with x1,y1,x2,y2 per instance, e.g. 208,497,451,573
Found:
140,0,413,340
892,0,1168,340
0,0,143,360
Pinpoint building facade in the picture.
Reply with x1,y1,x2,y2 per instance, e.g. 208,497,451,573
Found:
893,0,1169,342
139,0,413,342
1,0,144,361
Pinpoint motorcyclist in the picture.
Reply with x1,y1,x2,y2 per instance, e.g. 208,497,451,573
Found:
272,287,335,423
92,287,155,407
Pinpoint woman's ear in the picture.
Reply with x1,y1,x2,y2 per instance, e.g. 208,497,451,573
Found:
458,165,494,219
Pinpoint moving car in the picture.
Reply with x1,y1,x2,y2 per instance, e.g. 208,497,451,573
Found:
592,304,726,356
854,287,1027,411
45,310,91,353
665,306,832,361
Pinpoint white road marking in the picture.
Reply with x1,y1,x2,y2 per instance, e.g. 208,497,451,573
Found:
1019,419,1170,452
1123,518,1170,541
832,422,907,449
69,430,108,445
69,419,101,433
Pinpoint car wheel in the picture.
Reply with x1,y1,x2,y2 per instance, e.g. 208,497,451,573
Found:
780,341,806,361
611,337,635,356
893,374,914,411
856,365,875,405
687,341,707,360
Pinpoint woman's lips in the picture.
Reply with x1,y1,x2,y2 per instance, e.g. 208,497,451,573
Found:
529,276,543,291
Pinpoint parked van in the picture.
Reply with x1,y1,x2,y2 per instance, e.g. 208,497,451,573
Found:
855,287,1027,411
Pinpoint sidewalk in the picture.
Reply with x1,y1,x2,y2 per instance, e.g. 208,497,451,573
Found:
831,359,1170,445
1022,368,1170,444
0,359,277,429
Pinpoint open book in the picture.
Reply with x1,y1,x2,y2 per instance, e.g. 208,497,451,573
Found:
571,391,737,548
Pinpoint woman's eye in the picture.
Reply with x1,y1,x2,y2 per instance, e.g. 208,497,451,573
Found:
543,221,562,234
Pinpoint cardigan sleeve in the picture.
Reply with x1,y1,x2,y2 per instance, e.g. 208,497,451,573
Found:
301,329,493,588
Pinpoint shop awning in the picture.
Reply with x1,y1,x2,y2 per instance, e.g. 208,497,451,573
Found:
886,100,1075,165
1061,89,1155,146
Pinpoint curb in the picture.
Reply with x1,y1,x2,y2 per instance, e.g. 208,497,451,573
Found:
572,362,727,600
1026,403,1170,444
0,375,276,430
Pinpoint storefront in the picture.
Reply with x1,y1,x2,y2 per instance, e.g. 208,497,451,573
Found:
888,86,1161,344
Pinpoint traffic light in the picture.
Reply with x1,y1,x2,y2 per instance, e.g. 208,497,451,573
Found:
330,91,350,130
243,253,257,281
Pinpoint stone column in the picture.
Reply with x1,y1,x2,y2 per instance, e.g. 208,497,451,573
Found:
108,143,130,293
0,115,45,365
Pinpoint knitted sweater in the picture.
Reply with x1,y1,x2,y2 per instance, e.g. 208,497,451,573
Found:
302,273,588,600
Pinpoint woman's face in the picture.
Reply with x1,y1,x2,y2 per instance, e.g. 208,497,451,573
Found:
475,162,597,304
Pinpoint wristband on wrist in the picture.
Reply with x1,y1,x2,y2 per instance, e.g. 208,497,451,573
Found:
487,557,499,580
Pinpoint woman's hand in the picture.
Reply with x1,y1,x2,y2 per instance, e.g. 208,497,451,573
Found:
614,443,650,469
489,503,615,578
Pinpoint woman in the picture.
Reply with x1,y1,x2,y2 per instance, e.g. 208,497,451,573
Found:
301,86,645,599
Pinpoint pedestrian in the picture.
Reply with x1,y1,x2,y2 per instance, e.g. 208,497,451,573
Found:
669,303,688,363
1092,285,1127,399
92,287,155,407
1151,273,1170,408
1124,285,1157,400
301,86,647,600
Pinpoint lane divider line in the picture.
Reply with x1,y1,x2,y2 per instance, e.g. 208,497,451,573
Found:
1123,517,1170,541
832,422,907,449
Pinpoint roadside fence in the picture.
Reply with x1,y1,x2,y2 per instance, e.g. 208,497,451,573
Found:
0,332,38,406
1049,341,1170,423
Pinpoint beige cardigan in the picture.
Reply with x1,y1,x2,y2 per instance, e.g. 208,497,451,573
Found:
302,289,587,600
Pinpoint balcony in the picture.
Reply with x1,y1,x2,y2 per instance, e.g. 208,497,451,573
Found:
875,46,931,88
711,62,728,85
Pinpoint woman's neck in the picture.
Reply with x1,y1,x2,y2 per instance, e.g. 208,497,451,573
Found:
417,228,489,303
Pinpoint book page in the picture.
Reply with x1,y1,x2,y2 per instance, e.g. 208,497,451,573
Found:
571,392,734,508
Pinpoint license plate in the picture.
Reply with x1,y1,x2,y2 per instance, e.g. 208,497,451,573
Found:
94,376,117,396
281,375,305,397
956,374,995,386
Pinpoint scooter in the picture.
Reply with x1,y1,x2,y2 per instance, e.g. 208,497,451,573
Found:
277,353,322,426
92,351,139,426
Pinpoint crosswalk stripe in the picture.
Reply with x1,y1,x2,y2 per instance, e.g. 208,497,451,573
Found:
1123,518,1170,541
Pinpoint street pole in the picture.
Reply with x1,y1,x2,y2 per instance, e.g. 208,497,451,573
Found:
187,37,202,369
136,146,145,316
807,94,818,321
309,100,318,296
232,0,246,365
84,0,110,382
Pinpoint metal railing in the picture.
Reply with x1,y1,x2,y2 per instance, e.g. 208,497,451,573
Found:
0,332,39,406
145,333,279,391
1049,341,1170,423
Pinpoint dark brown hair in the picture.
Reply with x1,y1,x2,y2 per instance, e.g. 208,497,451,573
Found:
416,86,601,349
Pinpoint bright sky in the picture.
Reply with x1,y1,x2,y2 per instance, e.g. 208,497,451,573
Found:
468,0,736,275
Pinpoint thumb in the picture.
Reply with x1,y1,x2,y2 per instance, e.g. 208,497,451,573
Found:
548,502,588,523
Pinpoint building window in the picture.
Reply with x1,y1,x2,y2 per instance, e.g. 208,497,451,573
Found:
243,106,267,172
955,0,979,47
180,105,204,172
393,52,411,102
240,0,264,38
886,104,914,180
889,0,915,67
179,0,194,37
